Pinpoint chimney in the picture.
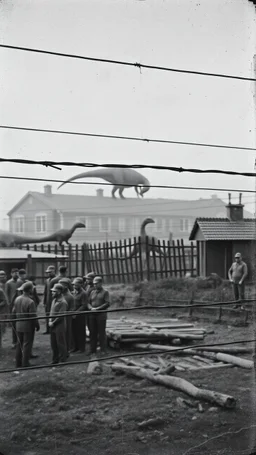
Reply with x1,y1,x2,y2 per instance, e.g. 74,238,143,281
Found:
226,193,244,221
96,188,104,198
44,185,52,196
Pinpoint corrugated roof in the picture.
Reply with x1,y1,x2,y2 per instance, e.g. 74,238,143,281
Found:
7,190,253,218
0,248,67,260
189,218,256,241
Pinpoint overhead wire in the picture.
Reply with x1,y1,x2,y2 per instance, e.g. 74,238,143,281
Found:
0,124,255,152
0,158,256,177
0,44,255,82
0,337,254,375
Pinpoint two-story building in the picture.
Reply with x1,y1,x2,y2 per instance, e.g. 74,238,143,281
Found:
6,185,252,246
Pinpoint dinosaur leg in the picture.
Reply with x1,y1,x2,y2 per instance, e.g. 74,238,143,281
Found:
134,186,140,198
111,186,118,199
118,187,125,199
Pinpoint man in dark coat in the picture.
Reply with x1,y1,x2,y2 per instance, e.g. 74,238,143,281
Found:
6,268,20,348
49,283,68,364
83,272,96,297
0,285,8,349
71,278,88,353
88,276,110,356
43,265,59,334
59,278,74,354
12,281,40,368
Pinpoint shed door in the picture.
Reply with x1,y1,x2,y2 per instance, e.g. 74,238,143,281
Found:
206,242,226,278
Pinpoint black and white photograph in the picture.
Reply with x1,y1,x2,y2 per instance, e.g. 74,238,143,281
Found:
0,0,256,454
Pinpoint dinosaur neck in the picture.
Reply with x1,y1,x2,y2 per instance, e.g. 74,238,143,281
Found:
70,224,78,235
140,221,150,237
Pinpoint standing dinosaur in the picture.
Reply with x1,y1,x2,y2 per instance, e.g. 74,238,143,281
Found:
120,218,165,259
0,222,85,247
57,168,150,199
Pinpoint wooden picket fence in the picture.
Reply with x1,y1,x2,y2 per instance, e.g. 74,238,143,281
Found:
22,237,198,284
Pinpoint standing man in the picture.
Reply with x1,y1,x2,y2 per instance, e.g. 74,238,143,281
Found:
71,278,88,354
228,252,248,309
6,268,20,350
88,276,110,357
0,285,8,349
83,272,96,297
43,265,59,334
0,270,7,293
12,281,40,368
49,283,68,364
59,278,74,354
57,266,73,292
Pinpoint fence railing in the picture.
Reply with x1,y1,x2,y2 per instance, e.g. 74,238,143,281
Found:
21,237,198,284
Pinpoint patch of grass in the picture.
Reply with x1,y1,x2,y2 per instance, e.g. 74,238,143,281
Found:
3,379,70,399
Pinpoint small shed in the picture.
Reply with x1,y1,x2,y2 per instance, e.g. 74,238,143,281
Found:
189,194,255,279
0,248,68,283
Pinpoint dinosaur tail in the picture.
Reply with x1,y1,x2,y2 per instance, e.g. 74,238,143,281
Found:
57,169,117,190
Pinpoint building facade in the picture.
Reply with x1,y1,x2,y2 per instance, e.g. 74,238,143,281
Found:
7,185,253,246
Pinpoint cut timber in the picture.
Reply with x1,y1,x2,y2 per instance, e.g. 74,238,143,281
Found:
111,364,236,408
194,346,253,354
198,351,253,369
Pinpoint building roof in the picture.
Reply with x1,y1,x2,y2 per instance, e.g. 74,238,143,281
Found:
7,189,253,218
0,248,68,260
189,218,256,241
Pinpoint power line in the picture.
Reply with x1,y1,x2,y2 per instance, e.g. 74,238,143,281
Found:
0,124,255,152
0,337,254,375
1,175,255,196
0,44,255,82
0,159,256,177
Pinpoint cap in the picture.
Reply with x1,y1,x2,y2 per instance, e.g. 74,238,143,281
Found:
46,265,55,273
72,277,84,284
93,276,102,284
17,281,34,292
51,283,64,292
59,265,67,273
59,278,71,286
0,270,6,276
18,269,26,275
235,252,241,258
84,272,96,280
11,268,19,273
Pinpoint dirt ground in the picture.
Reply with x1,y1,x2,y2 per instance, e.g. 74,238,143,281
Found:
0,303,256,455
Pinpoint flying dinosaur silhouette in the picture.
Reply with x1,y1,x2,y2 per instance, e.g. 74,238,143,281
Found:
57,168,150,199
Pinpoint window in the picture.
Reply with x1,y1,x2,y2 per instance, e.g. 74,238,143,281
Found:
35,213,47,233
13,215,25,234
99,217,111,232
169,219,173,231
75,216,89,231
118,218,126,232
180,218,189,232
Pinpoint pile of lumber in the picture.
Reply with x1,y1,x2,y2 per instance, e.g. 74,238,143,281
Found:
106,317,207,348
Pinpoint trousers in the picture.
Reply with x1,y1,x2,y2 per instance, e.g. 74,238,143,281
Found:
72,314,86,352
66,315,74,352
233,282,245,301
50,324,68,363
88,313,107,354
16,331,33,367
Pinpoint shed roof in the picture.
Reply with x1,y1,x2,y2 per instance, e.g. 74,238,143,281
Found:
0,248,68,260
189,218,256,241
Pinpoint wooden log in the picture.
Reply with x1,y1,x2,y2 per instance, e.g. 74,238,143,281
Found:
194,346,253,354
111,364,236,408
198,351,253,369
110,331,204,341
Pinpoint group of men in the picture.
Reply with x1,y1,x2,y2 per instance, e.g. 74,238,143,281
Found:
0,265,110,368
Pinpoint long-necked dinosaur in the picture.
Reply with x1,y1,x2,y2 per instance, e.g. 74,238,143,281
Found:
120,218,165,259
57,168,150,199
0,222,85,247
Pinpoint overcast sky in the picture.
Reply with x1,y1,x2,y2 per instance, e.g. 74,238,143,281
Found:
0,0,256,229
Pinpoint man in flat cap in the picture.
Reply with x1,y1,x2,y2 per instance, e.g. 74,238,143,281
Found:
228,252,248,309
43,265,59,334
59,278,75,354
71,278,88,353
84,272,96,298
88,276,110,356
49,283,68,364
12,281,40,368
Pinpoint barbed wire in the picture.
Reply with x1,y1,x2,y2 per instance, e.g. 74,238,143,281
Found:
0,158,256,177
0,44,255,82
0,124,255,152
